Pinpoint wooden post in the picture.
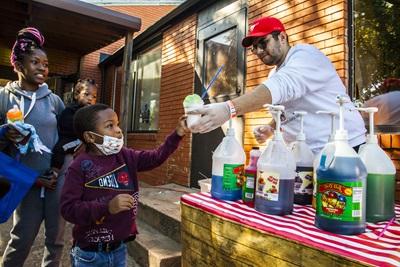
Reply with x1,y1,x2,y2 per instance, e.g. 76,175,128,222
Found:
120,32,134,142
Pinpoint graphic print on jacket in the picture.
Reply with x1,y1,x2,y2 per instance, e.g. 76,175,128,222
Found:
79,159,138,244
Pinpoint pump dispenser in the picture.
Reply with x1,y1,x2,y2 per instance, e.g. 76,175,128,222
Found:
357,107,396,223
312,111,337,209
315,96,367,235
211,120,246,201
255,105,296,215
291,111,314,205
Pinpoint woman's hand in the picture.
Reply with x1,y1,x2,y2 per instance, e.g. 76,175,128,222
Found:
4,126,25,143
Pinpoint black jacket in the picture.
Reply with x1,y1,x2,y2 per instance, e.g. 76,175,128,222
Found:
51,103,81,169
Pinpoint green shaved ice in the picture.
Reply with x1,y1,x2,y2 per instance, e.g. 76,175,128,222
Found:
183,94,203,107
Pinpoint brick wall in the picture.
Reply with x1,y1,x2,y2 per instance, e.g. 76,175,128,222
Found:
244,0,347,155
126,14,197,186
80,5,177,99
378,134,400,202
47,48,80,75
0,44,12,67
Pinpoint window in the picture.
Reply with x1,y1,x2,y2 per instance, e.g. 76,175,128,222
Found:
131,44,162,131
352,0,400,126
204,28,238,100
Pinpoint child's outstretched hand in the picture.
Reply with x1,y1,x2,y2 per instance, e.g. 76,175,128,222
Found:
176,115,191,137
108,194,134,214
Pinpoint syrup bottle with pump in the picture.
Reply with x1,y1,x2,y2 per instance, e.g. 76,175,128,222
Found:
211,120,246,201
255,105,296,215
312,111,337,209
357,107,396,223
315,96,367,235
291,111,314,205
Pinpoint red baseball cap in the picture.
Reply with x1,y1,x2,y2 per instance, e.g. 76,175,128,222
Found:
242,17,286,47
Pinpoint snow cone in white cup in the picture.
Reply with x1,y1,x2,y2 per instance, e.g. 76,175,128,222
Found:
183,94,204,129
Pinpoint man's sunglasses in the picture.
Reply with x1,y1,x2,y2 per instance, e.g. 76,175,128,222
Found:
251,38,270,53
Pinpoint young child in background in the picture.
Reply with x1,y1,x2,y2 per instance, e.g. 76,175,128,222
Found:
51,78,97,172
60,103,190,266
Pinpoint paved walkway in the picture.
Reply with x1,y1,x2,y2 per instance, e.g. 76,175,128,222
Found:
0,217,73,266
0,218,138,266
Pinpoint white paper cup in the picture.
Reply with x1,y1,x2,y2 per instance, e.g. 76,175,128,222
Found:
184,104,203,129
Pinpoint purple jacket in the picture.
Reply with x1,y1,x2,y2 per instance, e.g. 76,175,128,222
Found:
60,131,182,247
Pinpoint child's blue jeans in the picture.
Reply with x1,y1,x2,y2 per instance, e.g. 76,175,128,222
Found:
70,242,127,267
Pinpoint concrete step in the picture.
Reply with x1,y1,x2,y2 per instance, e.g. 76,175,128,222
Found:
127,219,181,267
138,183,197,243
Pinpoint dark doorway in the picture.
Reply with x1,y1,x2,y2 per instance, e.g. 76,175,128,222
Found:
190,1,246,187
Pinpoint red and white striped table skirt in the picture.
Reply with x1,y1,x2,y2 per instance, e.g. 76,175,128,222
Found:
181,192,400,267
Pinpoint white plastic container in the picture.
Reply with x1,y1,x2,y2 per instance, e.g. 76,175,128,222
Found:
358,107,396,223
198,178,212,193
211,125,246,201
291,111,314,205
255,104,296,215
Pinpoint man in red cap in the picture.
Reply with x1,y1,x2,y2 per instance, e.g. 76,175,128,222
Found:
190,16,366,154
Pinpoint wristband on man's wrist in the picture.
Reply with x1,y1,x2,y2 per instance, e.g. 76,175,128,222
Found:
227,100,237,118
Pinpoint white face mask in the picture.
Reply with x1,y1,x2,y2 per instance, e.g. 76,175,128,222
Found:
90,132,124,155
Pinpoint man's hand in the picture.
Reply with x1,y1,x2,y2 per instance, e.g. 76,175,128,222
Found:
108,194,134,215
253,125,274,144
188,102,230,133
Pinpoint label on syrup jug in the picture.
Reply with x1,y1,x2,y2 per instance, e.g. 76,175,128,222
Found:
294,166,313,195
222,164,244,191
256,171,280,201
317,180,363,221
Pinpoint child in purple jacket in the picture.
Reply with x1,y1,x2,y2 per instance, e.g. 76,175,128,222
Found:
60,103,189,267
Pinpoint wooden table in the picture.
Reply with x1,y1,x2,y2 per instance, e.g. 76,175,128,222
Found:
181,193,400,267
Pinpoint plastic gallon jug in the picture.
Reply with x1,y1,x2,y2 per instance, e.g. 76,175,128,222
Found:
211,125,246,201
255,105,296,215
315,96,367,235
358,107,396,223
291,111,314,205
242,147,261,207
312,111,337,209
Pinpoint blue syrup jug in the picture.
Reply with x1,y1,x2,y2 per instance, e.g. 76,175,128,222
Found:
315,96,367,235
211,125,246,201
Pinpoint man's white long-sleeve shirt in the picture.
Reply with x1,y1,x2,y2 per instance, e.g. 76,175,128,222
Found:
263,44,366,153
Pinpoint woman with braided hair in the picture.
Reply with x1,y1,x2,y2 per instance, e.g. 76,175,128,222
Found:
0,27,65,266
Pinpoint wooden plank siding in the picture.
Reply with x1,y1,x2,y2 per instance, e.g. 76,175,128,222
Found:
243,0,347,160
